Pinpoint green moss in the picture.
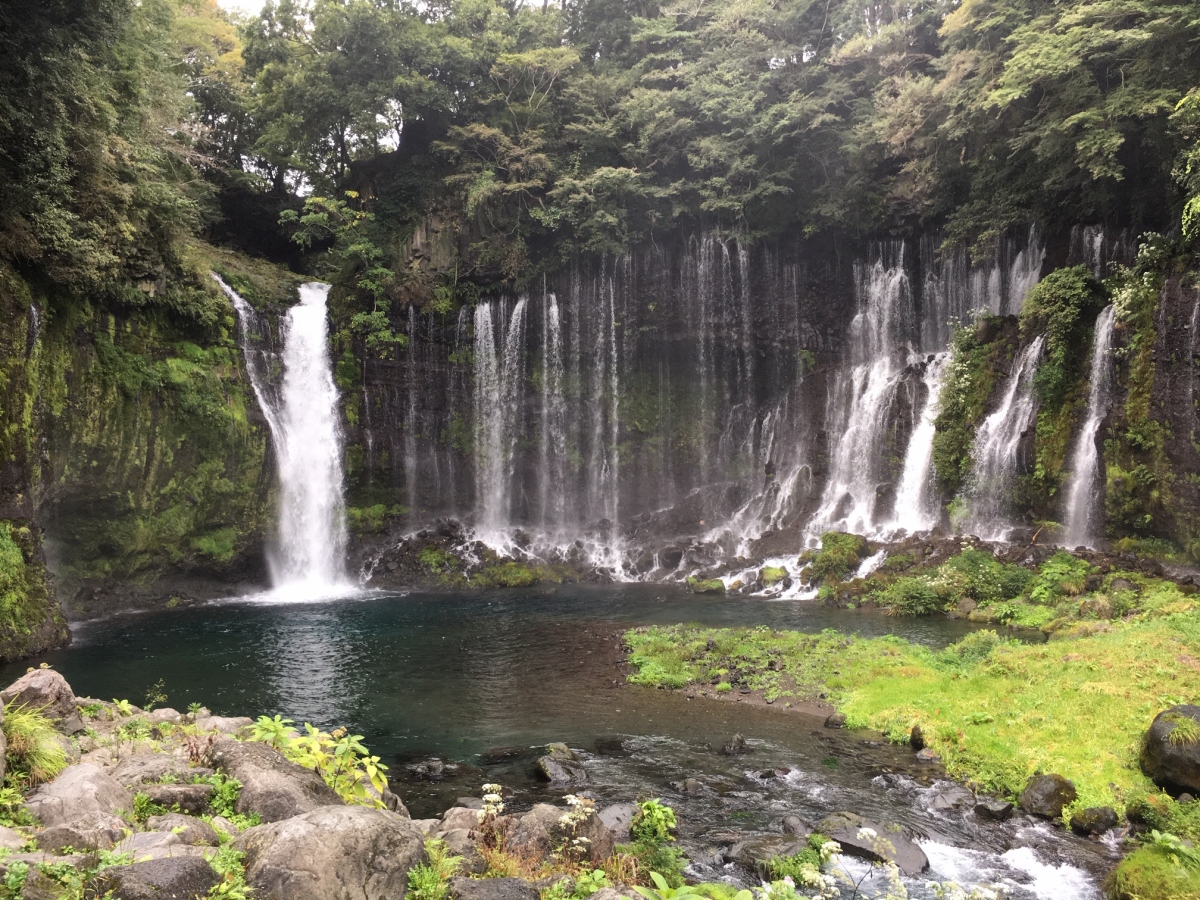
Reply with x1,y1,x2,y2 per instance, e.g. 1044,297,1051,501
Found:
197,242,304,311
799,532,868,584
686,577,725,594
1107,845,1200,900
419,546,459,573
627,604,1200,811
932,318,1013,496
347,505,406,534
761,566,787,585
472,561,563,588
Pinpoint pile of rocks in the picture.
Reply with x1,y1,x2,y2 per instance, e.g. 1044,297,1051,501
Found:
0,669,637,900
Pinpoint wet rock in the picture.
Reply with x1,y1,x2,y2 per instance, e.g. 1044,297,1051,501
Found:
1070,806,1118,837
141,782,214,814
211,738,342,822
910,726,926,752
40,813,126,852
448,876,539,900
974,799,1014,821
824,713,847,729
927,786,975,813
816,812,865,834
672,778,704,794
915,748,940,764
110,753,213,788
598,802,638,843
537,743,588,785
506,803,614,865
728,835,811,878
27,764,132,826
781,815,812,837
722,734,747,755
1,669,83,735
823,821,929,877
235,806,425,900
86,856,219,900
146,813,219,847
1140,706,1200,794
1019,774,1078,818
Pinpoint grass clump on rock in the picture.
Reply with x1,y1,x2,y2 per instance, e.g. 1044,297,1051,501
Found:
4,702,67,786
800,532,868,585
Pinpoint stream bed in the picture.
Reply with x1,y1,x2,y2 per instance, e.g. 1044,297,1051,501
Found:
5,585,1114,899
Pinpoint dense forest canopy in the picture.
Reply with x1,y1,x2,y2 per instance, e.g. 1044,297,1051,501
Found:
2,0,1200,318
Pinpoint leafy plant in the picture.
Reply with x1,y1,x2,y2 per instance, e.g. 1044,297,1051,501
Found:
133,791,167,822
625,801,685,887
112,699,135,717
4,703,67,786
406,838,463,900
1163,713,1200,747
573,869,611,898
143,679,168,711
208,843,253,899
632,872,707,900
248,714,294,751
259,723,389,807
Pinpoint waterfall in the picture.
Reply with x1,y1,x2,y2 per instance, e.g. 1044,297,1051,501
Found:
810,247,916,534
888,354,948,533
1062,306,1116,547
473,297,528,533
961,335,1046,540
218,276,349,595
540,291,567,531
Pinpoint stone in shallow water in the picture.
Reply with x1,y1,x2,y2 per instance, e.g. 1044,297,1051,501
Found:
1019,773,1077,818
974,799,1014,821
824,713,847,729
823,821,929,877
1070,806,1118,836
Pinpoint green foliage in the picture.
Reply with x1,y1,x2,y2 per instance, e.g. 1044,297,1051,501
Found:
1021,268,1100,409
632,872,704,900
625,800,685,888
419,547,460,574
1162,713,1200,747
249,715,295,751
767,833,832,881
407,838,463,900
874,577,946,617
133,791,168,823
0,787,32,828
3,703,67,787
760,567,787,586
208,843,253,900
801,533,868,585
1027,552,1093,604
685,578,725,594
202,773,244,821
347,505,405,534
1108,841,1200,900
939,549,1033,605
473,561,562,588
254,722,389,807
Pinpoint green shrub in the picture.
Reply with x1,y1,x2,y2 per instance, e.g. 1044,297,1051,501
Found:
624,800,686,888
767,833,830,881
1028,552,1093,603
802,532,867,584
406,838,463,900
937,630,1006,669
939,549,1032,604
874,576,946,616
4,703,67,786
1020,266,1100,409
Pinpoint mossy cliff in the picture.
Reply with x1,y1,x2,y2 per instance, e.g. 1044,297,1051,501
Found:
0,245,299,632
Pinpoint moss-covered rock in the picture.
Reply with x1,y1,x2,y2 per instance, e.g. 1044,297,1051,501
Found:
799,532,868,585
686,577,725,594
1107,845,1200,900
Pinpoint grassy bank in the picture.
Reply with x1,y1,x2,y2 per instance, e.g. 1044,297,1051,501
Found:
626,607,1200,817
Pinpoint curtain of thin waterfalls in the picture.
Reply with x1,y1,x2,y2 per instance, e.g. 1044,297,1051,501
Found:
811,246,916,534
219,276,348,593
962,335,1046,540
888,354,948,533
540,292,567,531
473,298,529,533
1062,305,1116,547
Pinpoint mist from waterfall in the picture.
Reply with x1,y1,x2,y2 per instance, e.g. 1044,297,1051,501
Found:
1062,306,1116,548
219,276,350,598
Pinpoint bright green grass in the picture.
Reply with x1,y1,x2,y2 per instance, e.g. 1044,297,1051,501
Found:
626,605,1200,818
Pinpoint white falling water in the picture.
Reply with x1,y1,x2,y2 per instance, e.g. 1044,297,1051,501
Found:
1062,305,1116,547
540,292,567,531
473,297,528,534
810,249,915,534
218,276,350,597
888,354,948,534
961,335,1046,540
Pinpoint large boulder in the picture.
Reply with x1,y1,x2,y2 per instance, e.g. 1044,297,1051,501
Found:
507,803,614,865
448,877,539,900
818,814,928,877
1070,806,1118,837
1140,706,1200,794
598,802,638,844
1,669,83,735
27,763,132,826
727,835,812,878
441,807,482,833
1019,774,1077,818
211,738,342,822
195,715,254,735
85,856,219,900
234,806,425,900
536,744,587,785
40,813,127,852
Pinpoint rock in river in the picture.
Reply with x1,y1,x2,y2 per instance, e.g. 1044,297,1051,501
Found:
1019,774,1078,819
537,743,588,785
816,813,928,877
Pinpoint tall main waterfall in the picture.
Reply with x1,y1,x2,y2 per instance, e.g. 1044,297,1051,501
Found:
1062,305,1116,547
219,276,349,595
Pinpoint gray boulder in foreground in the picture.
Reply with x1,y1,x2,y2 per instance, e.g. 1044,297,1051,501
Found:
211,738,343,822
85,856,219,900
448,877,539,900
234,805,425,900
27,763,132,826
506,803,614,865
1,669,83,735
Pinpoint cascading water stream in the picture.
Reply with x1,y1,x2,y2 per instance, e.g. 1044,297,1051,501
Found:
888,354,948,534
217,275,350,597
1062,305,1116,548
962,336,1046,540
